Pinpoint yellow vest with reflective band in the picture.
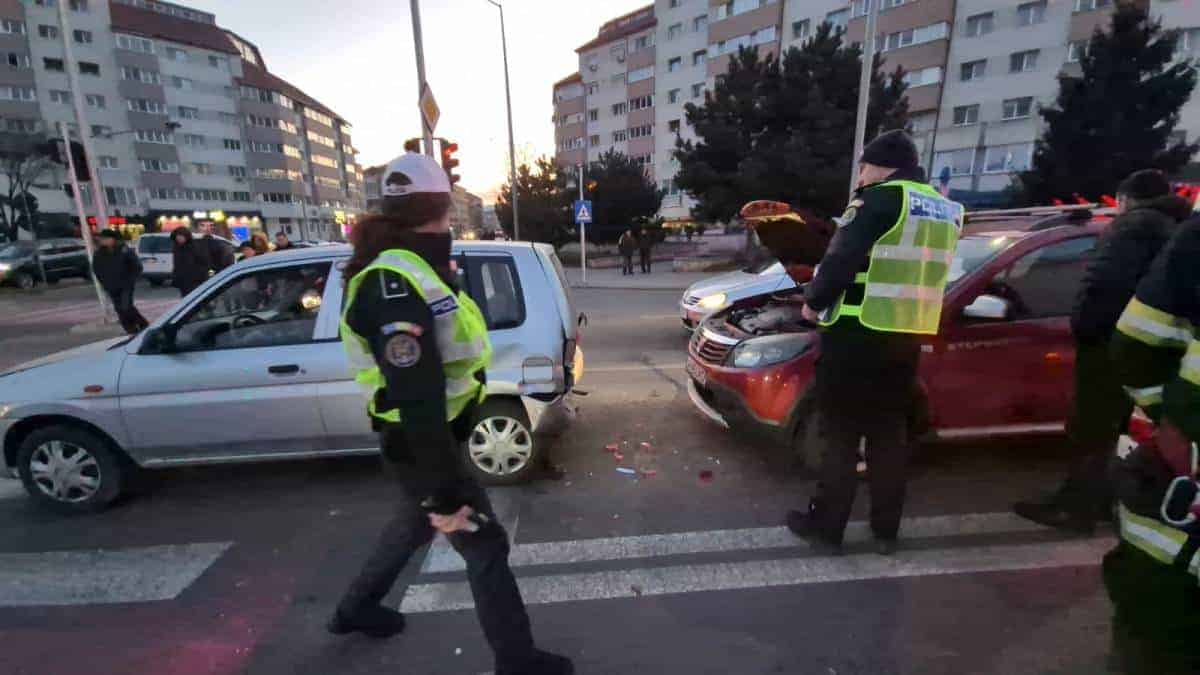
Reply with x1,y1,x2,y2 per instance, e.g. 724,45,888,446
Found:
1117,505,1200,581
820,180,963,335
1114,298,1195,410
341,249,492,424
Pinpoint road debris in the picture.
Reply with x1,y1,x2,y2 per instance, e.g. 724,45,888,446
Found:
699,469,714,484
616,467,637,475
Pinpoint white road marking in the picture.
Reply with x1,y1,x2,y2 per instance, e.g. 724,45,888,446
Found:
422,511,1055,574
400,538,1116,614
0,541,232,607
420,489,520,574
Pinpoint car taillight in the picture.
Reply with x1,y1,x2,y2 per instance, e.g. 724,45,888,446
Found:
1127,408,1156,446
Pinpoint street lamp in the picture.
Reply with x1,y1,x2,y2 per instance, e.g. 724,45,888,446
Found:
485,0,520,241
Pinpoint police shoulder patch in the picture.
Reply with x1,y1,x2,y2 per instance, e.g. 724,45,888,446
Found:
384,334,421,368
380,272,409,299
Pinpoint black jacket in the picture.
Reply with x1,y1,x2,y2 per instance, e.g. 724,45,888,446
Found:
172,230,214,291
92,242,142,293
1071,194,1191,345
202,235,235,272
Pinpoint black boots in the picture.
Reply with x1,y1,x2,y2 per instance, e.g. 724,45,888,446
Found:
326,604,407,638
497,650,575,675
1013,500,1097,535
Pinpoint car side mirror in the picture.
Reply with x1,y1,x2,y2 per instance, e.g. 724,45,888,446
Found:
140,325,177,354
962,294,1012,321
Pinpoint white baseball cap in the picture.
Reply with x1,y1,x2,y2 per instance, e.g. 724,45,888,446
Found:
380,152,451,198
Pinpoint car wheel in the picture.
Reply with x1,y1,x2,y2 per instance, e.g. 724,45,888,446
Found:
16,425,126,513
462,399,538,486
13,272,36,290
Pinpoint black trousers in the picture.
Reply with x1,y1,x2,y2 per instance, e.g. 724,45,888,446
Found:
337,425,536,670
639,249,651,273
1057,341,1133,517
810,331,919,544
106,286,148,335
1103,542,1200,675
622,254,634,275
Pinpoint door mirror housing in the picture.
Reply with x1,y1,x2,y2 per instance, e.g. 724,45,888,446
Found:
963,294,1012,321
139,325,177,354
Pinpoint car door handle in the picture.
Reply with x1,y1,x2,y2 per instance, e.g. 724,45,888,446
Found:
268,364,301,375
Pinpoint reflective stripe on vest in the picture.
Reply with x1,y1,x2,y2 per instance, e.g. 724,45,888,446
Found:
1118,504,1200,580
341,249,492,424
1123,384,1165,408
820,180,963,335
1116,297,1194,349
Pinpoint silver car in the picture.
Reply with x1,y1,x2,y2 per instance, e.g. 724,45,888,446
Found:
679,261,794,331
0,241,582,512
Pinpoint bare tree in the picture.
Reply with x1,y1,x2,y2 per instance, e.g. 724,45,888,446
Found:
0,133,54,243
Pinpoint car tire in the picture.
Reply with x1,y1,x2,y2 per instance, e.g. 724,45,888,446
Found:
13,272,36,290
16,425,127,513
462,398,539,486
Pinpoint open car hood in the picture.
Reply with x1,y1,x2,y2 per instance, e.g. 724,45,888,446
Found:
747,208,835,275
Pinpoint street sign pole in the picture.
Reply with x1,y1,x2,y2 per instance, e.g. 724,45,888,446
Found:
579,164,586,286
849,0,879,196
410,0,435,157
60,122,109,317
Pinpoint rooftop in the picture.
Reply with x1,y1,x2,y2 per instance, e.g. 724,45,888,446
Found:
576,4,655,53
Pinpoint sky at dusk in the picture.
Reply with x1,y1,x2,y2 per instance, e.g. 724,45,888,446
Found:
186,0,650,202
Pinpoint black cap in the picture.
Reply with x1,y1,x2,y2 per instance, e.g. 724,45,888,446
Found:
98,228,120,239
860,130,920,170
1117,169,1171,201
237,240,256,250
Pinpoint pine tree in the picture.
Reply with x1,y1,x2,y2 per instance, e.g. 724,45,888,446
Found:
1019,2,1198,204
495,157,572,244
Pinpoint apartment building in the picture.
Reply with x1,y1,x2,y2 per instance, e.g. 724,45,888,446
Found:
0,0,364,241
554,0,1200,216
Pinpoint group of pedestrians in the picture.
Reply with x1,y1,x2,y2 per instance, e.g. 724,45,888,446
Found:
617,228,655,275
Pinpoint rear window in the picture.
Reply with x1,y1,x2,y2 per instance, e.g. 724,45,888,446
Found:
138,236,173,254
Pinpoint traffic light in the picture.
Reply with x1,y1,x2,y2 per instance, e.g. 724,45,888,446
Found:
403,137,422,153
440,139,460,186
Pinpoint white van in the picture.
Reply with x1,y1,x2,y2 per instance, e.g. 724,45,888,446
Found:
137,232,236,286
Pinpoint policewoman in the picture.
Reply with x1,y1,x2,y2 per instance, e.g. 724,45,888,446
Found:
328,152,572,675
788,130,963,555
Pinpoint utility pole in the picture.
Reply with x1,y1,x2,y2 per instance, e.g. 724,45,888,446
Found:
410,0,435,158
488,0,520,241
60,122,109,316
849,0,880,196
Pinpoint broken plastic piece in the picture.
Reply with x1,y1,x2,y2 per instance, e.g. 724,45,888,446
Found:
699,469,714,484
604,443,619,453
640,469,658,478
640,442,652,449
616,467,637,475
613,452,625,461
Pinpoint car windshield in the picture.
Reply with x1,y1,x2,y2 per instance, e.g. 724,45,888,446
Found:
0,242,35,260
138,236,173,254
948,235,1016,286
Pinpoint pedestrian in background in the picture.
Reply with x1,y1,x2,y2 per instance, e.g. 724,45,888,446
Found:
92,228,148,334
1015,169,1191,533
236,240,259,262
251,231,271,255
638,228,654,274
274,231,295,251
788,130,962,555
197,222,235,272
618,229,636,276
171,228,213,297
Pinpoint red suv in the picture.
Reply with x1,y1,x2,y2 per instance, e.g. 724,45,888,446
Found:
686,220,1108,452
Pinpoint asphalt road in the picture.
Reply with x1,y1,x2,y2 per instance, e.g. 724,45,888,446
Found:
0,282,1119,675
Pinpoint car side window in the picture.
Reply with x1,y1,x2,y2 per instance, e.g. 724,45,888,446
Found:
172,262,331,352
985,237,1097,320
465,256,525,330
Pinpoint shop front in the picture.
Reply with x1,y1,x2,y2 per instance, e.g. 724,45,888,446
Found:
147,209,265,242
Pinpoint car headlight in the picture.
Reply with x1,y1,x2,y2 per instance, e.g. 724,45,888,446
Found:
730,334,814,368
0,405,11,419
0,263,10,273
697,293,728,310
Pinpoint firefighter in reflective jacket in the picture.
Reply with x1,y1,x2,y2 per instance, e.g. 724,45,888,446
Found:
787,130,962,555
1107,215,1200,675
327,153,572,675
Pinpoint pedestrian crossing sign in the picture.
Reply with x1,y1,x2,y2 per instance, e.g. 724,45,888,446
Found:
574,200,593,224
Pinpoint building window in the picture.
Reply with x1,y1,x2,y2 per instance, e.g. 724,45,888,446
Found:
84,93,105,109
34,0,57,6
952,104,980,126
694,15,708,32
633,34,653,52
668,23,682,40
176,106,200,120
78,61,100,76
170,76,193,90
188,162,212,175
99,155,118,169
903,66,943,88
165,47,188,62
588,109,598,122
127,98,167,114
933,148,975,176
219,112,240,126
960,59,987,81
135,129,173,144
43,57,65,72
692,49,706,66
70,0,88,10
37,25,59,39
1,20,25,35
668,57,682,72
1068,40,1090,62
589,134,600,147
668,88,681,104
586,82,598,95
611,72,626,85
182,133,206,147
612,102,627,115
881,22,948,52
140,158,180,173
5,53,31,69
73,29,92,43
670,0,681,7
121,66,161,84
49,89,72,104
983,143,1033,174
1010,50,1039,73
231,191,251,202
965,12,994,37
229,165,247,178
628,66,653,83
629,124,653,138
115,34,153,53
629,94,654,111
91,124,110,137
691,82,704,98
1074,0,1112,12
1002,96,1034,120
208,55,228,70
0,86,36,101
612,129,627,142
792,19,810,41
825,9,849,31
668,119,681,134
106,187,138,207
1017,1,1047,26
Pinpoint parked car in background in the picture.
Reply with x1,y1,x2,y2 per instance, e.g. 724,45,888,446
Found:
686,219,1106,461
680,260,795,331
138,232,237,286
0,238,90,290
0,241,582,512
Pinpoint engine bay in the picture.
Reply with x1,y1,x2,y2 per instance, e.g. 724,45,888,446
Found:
727,289,813,335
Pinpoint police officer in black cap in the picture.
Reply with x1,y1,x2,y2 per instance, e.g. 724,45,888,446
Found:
788,130,963,555
327,152,572,675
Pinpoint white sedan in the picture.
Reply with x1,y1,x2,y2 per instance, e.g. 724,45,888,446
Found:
680,261,795,331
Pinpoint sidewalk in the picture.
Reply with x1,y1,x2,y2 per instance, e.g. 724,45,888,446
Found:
564,266,712,291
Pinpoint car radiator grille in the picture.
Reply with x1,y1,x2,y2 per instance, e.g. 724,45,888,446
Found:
684,295,701,306
691,330,734,365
